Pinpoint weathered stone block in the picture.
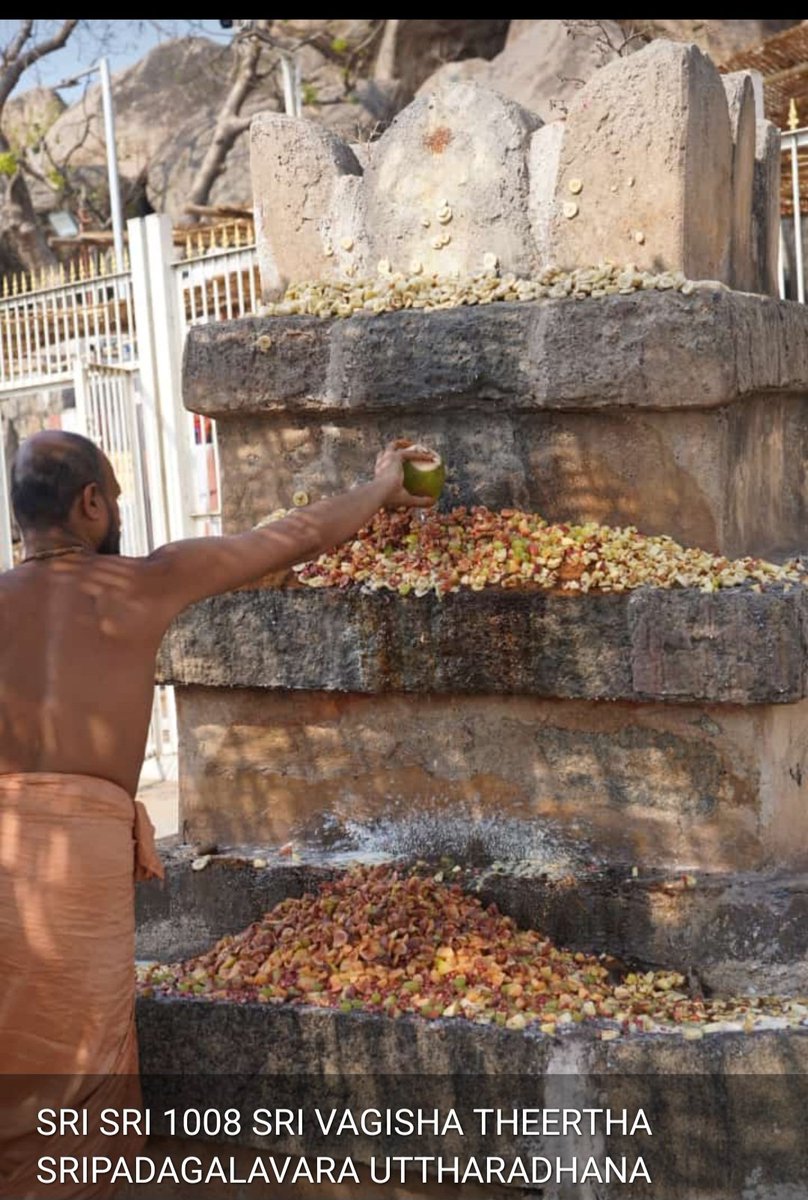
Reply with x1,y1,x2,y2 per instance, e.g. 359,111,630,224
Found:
628,588,807,703
158,586,808,869
159,587,808,705
527,120,564,263
753,118,781,297
362,81,541,277
133,998,808,1199
548,41,732,281
184,292,808,418
212,397,808,561
162,680,808,871
722,72,756,292
250,113,364,298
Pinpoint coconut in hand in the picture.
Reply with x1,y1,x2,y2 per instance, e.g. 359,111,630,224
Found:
394,438,444,525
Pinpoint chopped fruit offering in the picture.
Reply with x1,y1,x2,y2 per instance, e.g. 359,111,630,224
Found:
286,507,804,598
137,865,807,1036
257,264,702,321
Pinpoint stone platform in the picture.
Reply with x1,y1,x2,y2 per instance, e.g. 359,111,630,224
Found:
133,993,808,1199
137,53,808,1194
158,585,808,868
172,288,808,867
159,585,808,703
183,290,808,560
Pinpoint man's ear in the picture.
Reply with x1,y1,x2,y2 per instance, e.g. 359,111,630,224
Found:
78,481,104,521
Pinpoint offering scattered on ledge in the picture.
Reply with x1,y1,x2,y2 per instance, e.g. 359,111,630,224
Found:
257,264,707,320
286,507,804,597
137,865,808,1037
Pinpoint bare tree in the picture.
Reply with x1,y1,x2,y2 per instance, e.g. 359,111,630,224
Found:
0,19,78,273
1,19,382,257
185,21,271,213
185,20,384,215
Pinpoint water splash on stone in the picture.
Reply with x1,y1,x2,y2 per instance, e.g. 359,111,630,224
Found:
308,803,584,878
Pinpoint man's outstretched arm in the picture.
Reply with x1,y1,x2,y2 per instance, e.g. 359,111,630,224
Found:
142,442,435,615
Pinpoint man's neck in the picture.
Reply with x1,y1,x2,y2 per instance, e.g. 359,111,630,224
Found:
21,529,95,562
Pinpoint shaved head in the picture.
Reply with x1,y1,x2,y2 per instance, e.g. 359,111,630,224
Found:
11,430,107,533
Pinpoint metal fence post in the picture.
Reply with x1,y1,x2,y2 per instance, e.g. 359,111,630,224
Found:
0,405,13,570
72,356,88,433
144,213,196,543
790,132,806,305
128,217,170,548
128,214,195,545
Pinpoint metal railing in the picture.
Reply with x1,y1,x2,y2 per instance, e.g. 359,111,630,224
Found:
172,228,261,537
0,221,258,392
780,126,808,302
0,219,260,548
0,257,137,391
175,220,260,326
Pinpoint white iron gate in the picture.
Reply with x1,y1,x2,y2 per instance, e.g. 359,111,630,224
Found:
73,360,150,558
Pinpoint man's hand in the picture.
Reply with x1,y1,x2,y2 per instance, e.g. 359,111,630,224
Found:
143,439,442,618
375,439,439,509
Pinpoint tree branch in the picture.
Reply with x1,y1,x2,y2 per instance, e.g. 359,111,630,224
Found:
0,19,79,114
19,19,80,74
225,115,253,137
2,20,34,70
186,20,271,210
222,36,262,116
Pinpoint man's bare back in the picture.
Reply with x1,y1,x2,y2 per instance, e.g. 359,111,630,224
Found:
0,555,174,794
0,432,434,796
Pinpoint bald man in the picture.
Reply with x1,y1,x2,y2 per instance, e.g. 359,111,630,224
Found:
0,430,434,1199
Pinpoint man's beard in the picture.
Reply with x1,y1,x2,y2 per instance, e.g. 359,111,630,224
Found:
98,525,121,555
98,499,121,555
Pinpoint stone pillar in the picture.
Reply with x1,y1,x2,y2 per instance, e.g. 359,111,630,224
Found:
548,40,733,282
528,121,564,266
753,119,782,297
722,72,757,293
362,81,541,277
250,113,366,299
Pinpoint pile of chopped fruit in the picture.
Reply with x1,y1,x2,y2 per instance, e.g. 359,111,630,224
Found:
291,507,803,597
259,264,700,320
137,865,807,1038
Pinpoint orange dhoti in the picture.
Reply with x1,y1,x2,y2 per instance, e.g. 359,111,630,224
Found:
0,773,163,1199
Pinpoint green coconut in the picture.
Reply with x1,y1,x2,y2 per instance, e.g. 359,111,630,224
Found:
402,454,446,500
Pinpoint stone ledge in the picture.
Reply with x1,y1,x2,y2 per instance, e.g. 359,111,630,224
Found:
136,994,808,1079
135,998,808,1196
182,290,808,418
157,585,808,704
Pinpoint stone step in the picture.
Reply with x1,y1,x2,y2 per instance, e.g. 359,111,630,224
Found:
184,291,808,420
136,853,808,996
182,290,808,559
158,585,808,704
157,586,808,867
134,995,808,1198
